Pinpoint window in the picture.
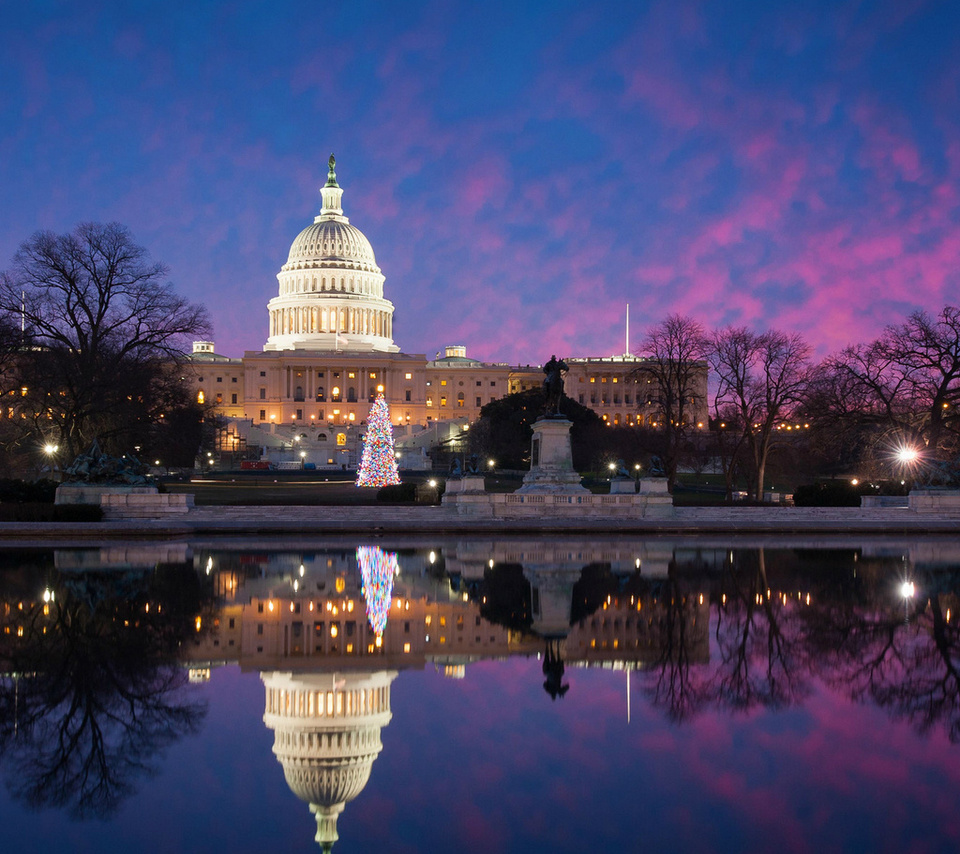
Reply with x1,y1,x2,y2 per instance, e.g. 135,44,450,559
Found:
490,381,496,386
197,391,205,404
476,396,482,406
347,387,356,402
294,386,304,401
440,396,447,407
215,393,222,404
259,388,266,400
216,377,222,383
457,392,464,408
440,380,447,386
476,380,481,386
316,387,325,401
348,372,355,379
317,432,327,441
369,372,377,379
405,372,412,380
231,377,237,383
260,409,266,420
260,371,266,377
296,409,302,420
405,390,411,401
336,434,346,446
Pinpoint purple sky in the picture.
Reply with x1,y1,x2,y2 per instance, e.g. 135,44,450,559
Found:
3,1,959,364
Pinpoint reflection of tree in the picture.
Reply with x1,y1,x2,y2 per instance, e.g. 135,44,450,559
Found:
0,562,209,818
814,572,960,743
641,550,812,721
711,550,810,712
476,563,532,633
643,575,708,723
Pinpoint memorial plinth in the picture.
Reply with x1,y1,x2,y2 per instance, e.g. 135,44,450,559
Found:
443,414,675,518
517,418,589,494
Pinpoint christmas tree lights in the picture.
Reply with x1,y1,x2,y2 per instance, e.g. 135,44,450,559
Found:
357,545,399,639
356,392,401,487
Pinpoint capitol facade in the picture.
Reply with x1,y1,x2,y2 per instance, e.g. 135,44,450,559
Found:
189,156,703,468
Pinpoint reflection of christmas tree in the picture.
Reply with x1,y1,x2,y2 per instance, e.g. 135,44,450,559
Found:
357,546,399,641
356,393,401,487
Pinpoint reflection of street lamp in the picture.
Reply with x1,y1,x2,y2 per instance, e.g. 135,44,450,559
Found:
299,450,306,469
900,578,916,624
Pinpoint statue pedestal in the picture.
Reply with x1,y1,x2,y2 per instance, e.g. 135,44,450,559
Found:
54,484,194,519
610,478,636,494
517,418,588,494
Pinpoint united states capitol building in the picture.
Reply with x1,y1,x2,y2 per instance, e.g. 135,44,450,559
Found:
188,156,703,468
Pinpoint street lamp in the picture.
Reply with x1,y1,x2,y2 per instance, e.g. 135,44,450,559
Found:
42,442,59,480
299,450,307,469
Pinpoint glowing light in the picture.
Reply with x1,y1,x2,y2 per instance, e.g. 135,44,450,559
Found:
896,445,920,464
900,581,916,599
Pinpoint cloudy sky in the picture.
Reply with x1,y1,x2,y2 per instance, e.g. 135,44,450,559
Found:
2,0,958,363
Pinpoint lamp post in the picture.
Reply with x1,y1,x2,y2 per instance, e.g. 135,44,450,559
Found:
42,442,59,481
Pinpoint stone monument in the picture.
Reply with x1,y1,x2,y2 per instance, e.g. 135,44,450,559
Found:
55,439,193,519
517,355,588,495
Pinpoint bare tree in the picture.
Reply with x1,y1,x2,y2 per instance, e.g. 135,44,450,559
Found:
0,222,210,460
710,327,811,501
815,306,960,475
637,315,708,489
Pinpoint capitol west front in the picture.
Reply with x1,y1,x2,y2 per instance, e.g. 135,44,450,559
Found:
189,157,700,467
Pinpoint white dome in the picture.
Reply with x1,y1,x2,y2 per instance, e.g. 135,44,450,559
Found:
285,220,381,275
264,154,399,354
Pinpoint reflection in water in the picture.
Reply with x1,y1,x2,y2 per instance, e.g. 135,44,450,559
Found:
262,669,396,853
3,539,960,850
356,546,398,642
0,553,209,818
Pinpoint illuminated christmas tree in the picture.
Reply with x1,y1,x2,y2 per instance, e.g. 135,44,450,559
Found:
356,393,401,487
357,545,399,642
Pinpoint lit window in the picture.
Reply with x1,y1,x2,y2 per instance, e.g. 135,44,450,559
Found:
405,373,412,380
197,391,205,404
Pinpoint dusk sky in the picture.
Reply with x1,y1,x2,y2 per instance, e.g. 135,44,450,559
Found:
3,0,959,364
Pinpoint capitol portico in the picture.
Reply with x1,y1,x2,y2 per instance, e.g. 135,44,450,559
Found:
188,156,707,468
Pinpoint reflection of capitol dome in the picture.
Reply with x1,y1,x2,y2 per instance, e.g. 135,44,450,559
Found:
262,670,397,852
264,154,399,353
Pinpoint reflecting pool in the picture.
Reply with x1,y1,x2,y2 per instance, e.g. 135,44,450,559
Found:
2,536,960,853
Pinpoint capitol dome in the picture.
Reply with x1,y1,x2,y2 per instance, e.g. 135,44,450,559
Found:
264,155,399,353
262,670,397,851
